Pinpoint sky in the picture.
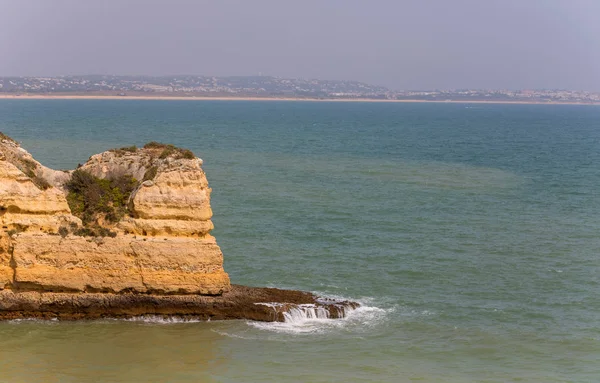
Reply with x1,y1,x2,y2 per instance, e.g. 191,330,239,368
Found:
1,0,599,91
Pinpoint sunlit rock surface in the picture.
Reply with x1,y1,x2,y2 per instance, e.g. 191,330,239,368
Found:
1,137,229,295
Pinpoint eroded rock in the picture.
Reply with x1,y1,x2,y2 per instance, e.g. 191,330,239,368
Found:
1,137,229,295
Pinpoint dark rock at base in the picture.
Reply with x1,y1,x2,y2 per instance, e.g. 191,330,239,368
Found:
0,285,359,321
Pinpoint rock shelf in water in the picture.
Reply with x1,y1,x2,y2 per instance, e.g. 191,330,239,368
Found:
0,285,359,321
0,134,358,321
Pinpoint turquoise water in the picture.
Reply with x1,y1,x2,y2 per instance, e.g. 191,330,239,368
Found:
1,100,600,382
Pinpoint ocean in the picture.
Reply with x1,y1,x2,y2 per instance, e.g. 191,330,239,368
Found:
0,100,599,382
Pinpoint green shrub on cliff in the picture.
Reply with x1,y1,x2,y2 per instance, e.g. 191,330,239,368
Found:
0,131,17,143
65,169,138,235
31,175,51,190
143,141,195,160
180,149,195,159
143,166,158,181
109,145,138,156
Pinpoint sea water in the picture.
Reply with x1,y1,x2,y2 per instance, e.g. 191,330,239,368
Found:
0,100,599,382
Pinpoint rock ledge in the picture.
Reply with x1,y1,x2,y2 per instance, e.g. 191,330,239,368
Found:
0,285,359,322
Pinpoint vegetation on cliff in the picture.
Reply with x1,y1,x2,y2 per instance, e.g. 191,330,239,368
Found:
142,166,158,181
1,137,199,238
1,139,232,296
65,169,137,237
106,142,195,160
143,141,195,160
0,131,51,190
108,145,138,155
0,131,17,143
18,158,51,190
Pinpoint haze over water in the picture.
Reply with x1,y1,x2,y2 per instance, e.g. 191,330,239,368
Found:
1,100,599,382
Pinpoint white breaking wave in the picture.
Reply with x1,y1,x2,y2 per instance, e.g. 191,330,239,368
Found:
283,304,332,321
122,315,205,324
255,302,343,321
249,299,390,334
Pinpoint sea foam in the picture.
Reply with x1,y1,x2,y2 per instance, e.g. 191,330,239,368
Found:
248,297,390,335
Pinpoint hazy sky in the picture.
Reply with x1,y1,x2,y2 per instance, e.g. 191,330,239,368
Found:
1,0,599,90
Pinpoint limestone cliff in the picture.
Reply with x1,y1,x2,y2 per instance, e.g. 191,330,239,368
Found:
1,136,229,295
0,134,358,321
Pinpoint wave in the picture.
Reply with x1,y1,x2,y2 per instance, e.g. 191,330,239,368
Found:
247,296,391,335
121,315,206,324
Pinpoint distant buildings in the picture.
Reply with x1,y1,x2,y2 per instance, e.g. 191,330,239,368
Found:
0,76,598,103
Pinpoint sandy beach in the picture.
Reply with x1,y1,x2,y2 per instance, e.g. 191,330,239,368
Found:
0,93,598,105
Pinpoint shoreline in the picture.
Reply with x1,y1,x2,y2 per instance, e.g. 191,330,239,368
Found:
0,94,598,106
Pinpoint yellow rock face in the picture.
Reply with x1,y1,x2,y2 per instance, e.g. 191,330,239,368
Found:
12,233,228,294
0,233,12,289
131,164,213,220
0,161,79,232
1,139,230,295
116,159,215,236
118,218,214,237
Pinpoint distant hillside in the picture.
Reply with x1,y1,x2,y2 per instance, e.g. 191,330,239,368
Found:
0,75,392,99
0,75,599,103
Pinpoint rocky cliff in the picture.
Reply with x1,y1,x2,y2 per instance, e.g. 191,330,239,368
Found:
0,136,229,295
0,134,357,321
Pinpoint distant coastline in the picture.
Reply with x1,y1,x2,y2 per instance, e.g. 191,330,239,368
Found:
2,75,599,105
1,93,599,105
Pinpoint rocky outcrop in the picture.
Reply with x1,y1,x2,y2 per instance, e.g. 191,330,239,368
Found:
0,285,359,321
0,134,358,321
1,138,229,295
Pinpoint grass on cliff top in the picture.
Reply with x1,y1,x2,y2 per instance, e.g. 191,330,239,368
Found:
106,142,195,160
0,131,17,143
65,169,138,237
143,141,195,160
108,145,138,155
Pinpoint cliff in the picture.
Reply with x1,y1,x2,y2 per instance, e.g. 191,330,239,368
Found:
1,137,229,295
0,134,357,321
